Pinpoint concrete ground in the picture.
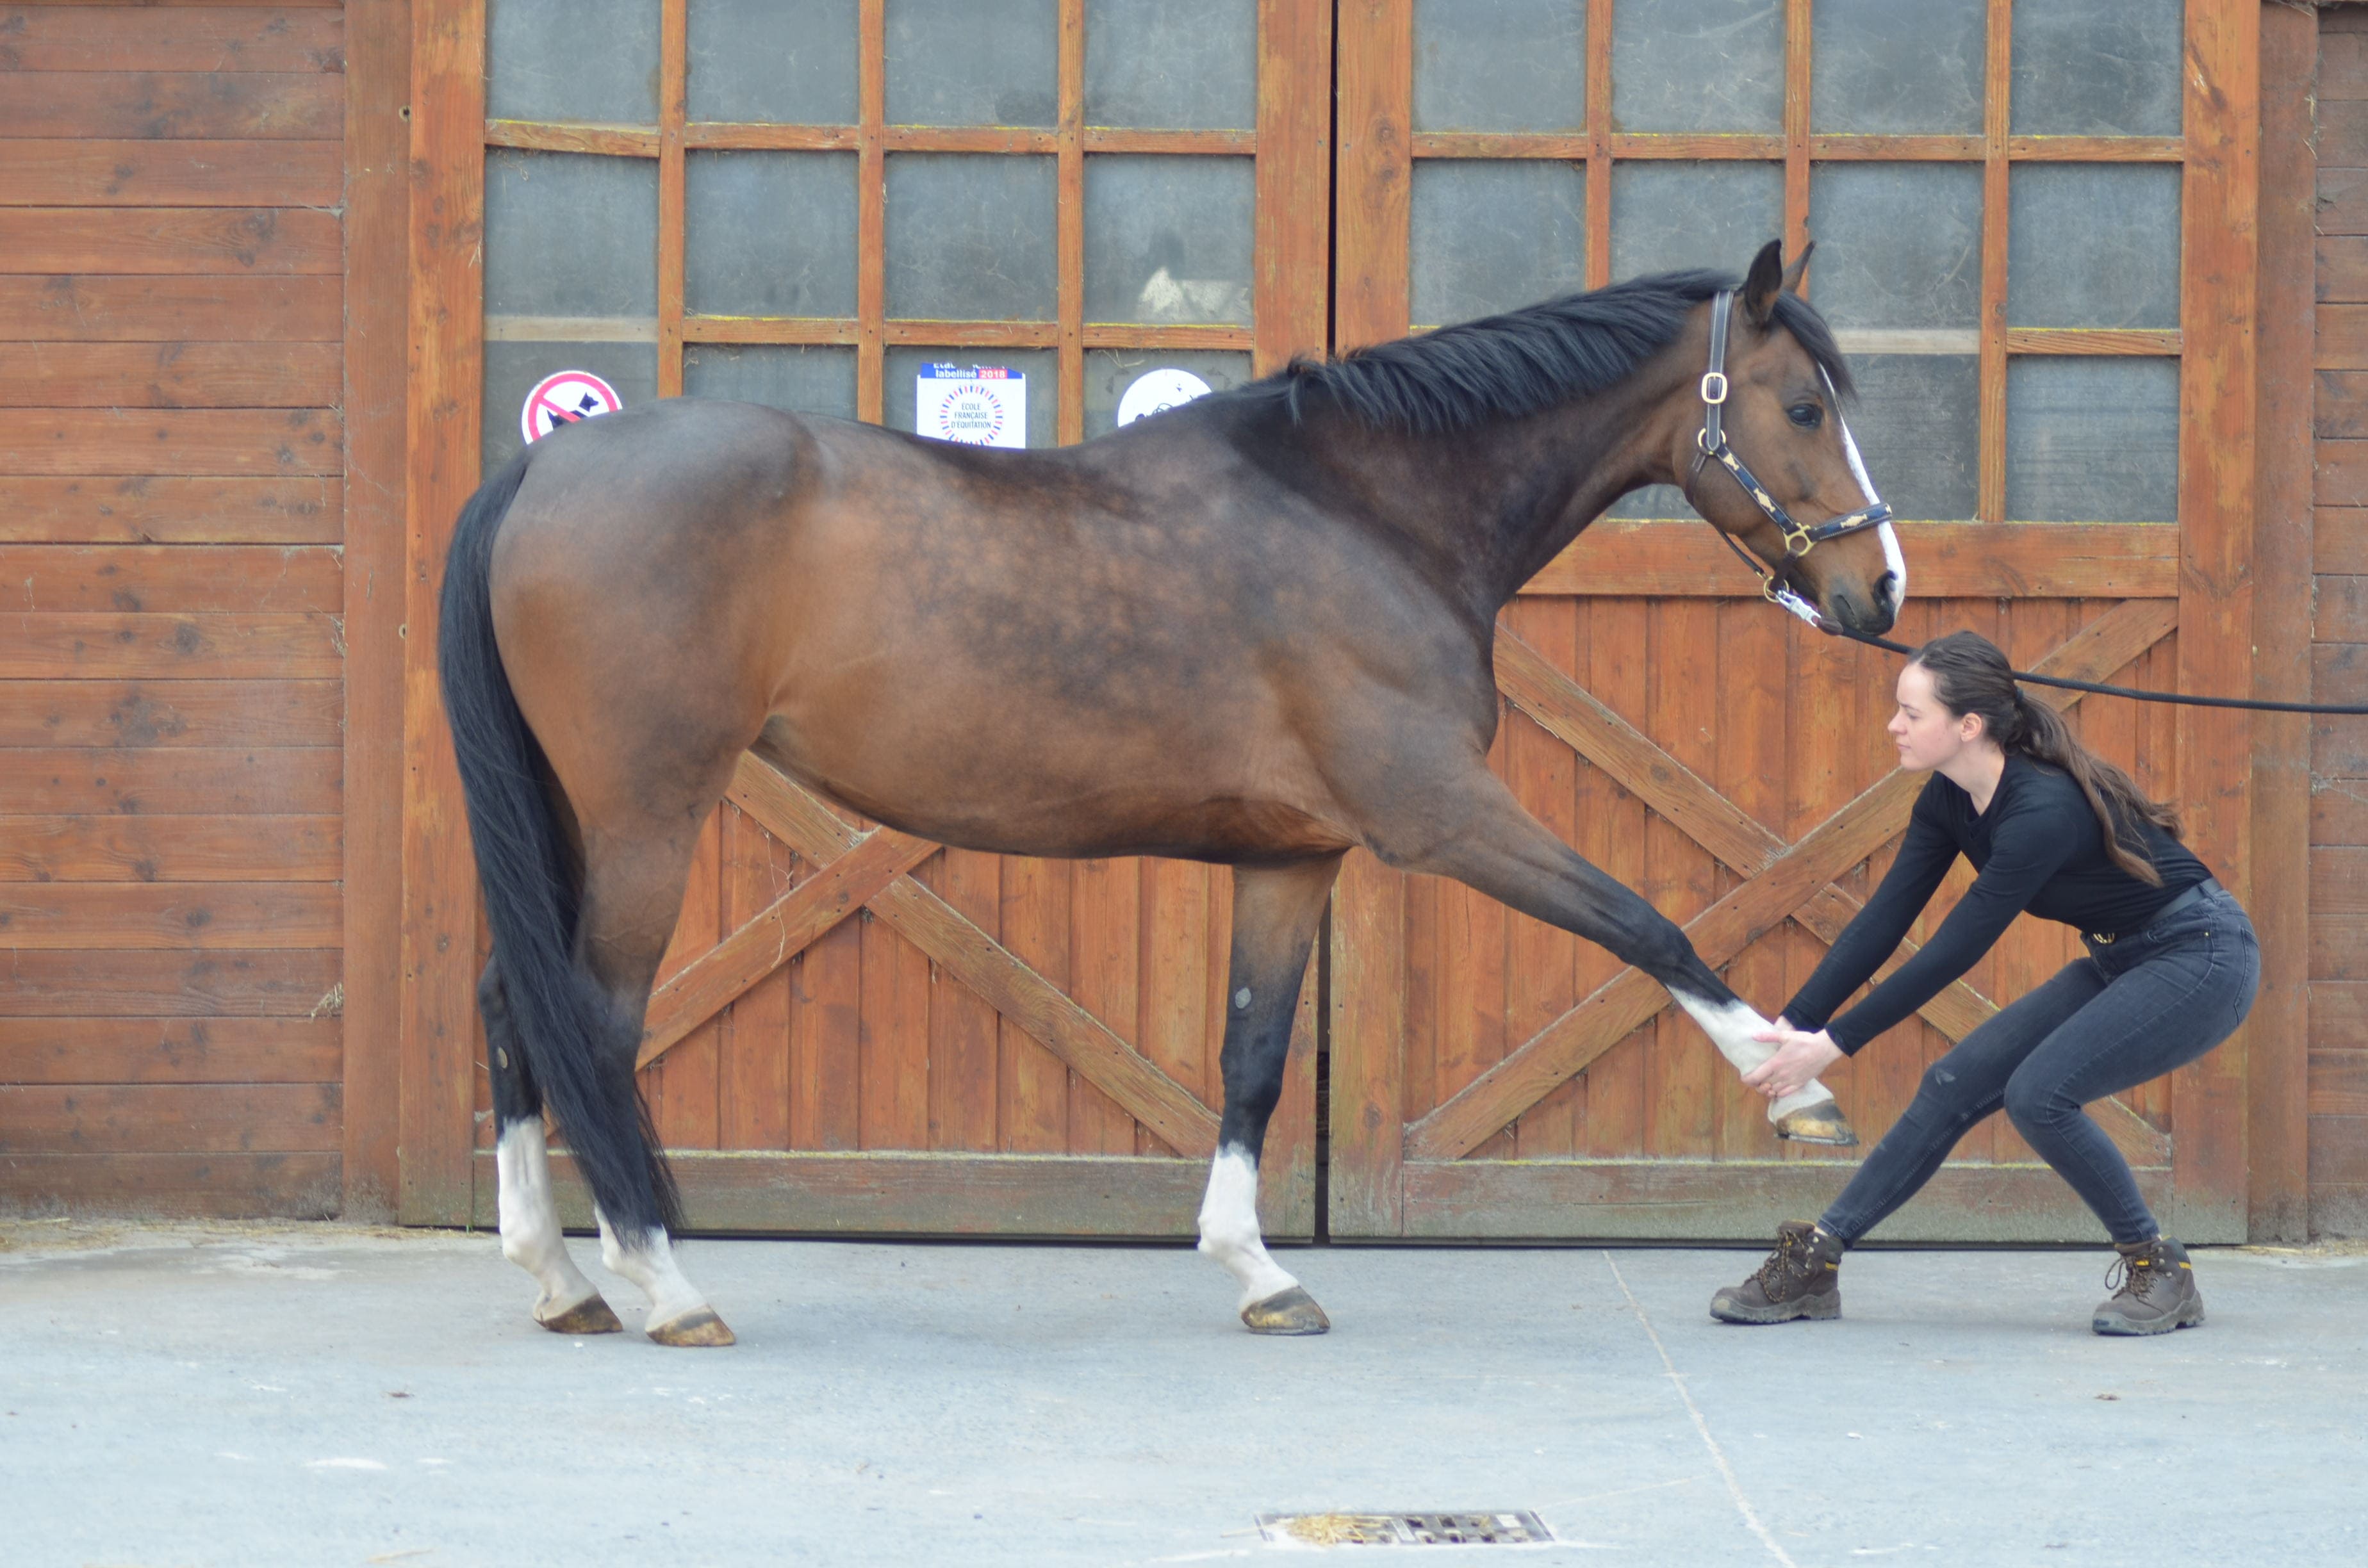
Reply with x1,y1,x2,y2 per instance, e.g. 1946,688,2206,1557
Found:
1,1224,2362,1567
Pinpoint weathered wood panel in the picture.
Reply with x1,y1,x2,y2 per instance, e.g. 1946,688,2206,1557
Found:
0,140,343,206
0,883,340,948
0,8,345,73
0,409,341,476
0,209,342,274
0,343,341,407
0,614,342,679
0,680,341,747
0,1154,340,1220
0,277,342,341
0,477,340,544
0,814,340,881
0,72,343,140
0,546,341,610
0,1017,340,1085
0,950,340,1018
0,1083,341,1154
0,748,339,813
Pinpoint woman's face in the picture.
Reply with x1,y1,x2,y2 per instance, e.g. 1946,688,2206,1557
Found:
1888,662,1982,773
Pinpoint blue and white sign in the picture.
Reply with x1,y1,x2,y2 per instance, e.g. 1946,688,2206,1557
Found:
917,364,1026,448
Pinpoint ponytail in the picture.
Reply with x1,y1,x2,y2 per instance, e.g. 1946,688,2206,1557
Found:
1909,631,2180,886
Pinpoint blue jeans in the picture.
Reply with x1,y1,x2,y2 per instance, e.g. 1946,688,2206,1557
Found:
1820,884,2259,1246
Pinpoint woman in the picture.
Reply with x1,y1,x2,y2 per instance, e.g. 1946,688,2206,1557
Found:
1715,631,2258,1336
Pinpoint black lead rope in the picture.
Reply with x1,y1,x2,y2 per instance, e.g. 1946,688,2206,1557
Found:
1830,625,2368,716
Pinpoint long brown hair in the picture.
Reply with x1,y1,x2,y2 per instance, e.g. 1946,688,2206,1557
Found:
1909,630,2180,886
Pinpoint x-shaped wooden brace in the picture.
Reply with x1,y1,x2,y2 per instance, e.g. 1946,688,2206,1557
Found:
1406,597,2180,1166
634,756,1221,1159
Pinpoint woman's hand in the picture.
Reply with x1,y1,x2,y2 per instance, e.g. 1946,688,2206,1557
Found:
1743,1021,1843,1100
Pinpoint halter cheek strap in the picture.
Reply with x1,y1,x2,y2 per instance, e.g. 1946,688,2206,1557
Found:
1683,290,1896,628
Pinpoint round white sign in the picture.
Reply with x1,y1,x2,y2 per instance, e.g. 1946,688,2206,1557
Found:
521,370,623,445
1116,367,1214,427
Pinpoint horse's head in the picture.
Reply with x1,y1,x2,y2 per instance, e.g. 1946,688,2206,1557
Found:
1664,241,1903,639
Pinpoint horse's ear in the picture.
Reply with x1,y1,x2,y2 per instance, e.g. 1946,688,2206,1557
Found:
1780,240,1814,297
1741,239,1786,327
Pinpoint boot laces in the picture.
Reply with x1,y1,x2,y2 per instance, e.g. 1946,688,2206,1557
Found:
1753,1230,1818,1294
2106,1248,2166,1302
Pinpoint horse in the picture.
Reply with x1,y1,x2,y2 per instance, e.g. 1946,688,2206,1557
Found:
438,240,1903,1346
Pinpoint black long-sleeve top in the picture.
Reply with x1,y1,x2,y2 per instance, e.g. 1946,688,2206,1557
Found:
1780,753,2212,1055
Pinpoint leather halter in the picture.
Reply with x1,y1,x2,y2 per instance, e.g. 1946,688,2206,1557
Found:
1684,289,1893,626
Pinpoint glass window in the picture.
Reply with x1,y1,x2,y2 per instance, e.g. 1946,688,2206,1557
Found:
687,0,859,125
1413,0,1585,133
1611,0,1784,134
885,155,1058,321
2005,358,2179,523
1810,0,1983,135
1410,161,1586,328
686,152,860,318
2012,0,2183,138
482,341,658,473
484,151,659,322
488,0,661,125
885,347,1058,448
1838,355,1978,522
2007,165,2180,329
885,0,1058,127
1609,161,1783,284
683,345,859,420
1084,157,1254,325
1084,349,1253,439
1807,163,1982,331
1085,0,1257,131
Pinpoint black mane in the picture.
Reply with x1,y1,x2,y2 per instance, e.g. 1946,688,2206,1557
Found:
1240,269,1852,436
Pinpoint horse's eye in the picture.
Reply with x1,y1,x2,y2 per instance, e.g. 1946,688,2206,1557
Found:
1788,403,1823,429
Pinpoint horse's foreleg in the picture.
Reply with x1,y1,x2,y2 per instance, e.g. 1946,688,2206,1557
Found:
1396,773,1855,1143
483,962,621,1334
1199,854,1344,1335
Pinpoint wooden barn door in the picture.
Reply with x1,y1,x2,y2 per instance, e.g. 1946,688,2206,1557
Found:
1326,0,2259,1242
400,0,1333,1235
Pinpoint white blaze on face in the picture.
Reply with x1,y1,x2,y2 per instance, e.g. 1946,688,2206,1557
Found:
1196,1147,1299,1310
1822,366,1905,616
1670,993,1839,1124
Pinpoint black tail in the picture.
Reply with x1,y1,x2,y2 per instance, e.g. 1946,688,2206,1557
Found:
437,450,684,1237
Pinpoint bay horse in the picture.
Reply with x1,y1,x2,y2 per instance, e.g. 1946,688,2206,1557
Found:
439,241,1903,1346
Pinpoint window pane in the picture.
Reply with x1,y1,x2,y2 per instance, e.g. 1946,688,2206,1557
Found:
485,151,658,320
1807,163,1982,331
1085,349,1253,438
1410,161,1585,327
1086,0,1257,130
1085,157,1254,324
482,341,657,473
885,155,1058,321
2012,0,2183,138
1612,0,1783,134
1413,0,1584,133
1840,355,1977,522
684,345,858,420
1811,0,1983,135
2006,358,2178,523
488,0,660,125
688,0,858,125
686,152,859,318
886,347,1058,448
2007,165,2180,329
886,0,1057,127
1609,161,1782,283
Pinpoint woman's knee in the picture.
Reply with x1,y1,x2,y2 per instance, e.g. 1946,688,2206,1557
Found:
2002,1071,2070,1138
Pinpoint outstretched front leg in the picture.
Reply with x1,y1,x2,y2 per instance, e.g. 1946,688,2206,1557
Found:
1393,771,1855,1145
1199,854,1345,1334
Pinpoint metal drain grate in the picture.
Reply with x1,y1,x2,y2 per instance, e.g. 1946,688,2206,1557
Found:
1255,1512,1554,1548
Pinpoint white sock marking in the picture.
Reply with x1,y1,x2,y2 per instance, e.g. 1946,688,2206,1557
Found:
1670,994,1836,1124
594,1209,710,1328
1196,1148,1298,1310
495,1120,602,1318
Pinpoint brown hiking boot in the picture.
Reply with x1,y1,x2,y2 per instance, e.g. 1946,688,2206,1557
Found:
2093,1236,2205,1336
1710,1221,1844,1324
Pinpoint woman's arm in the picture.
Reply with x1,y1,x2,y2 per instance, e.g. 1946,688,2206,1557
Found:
1813,798,2077,1054
1779,787,1959,1040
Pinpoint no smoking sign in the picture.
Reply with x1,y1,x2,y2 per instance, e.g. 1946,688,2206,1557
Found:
522,370,623,445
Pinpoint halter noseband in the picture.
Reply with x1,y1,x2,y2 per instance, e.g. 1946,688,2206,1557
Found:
1685,288,1895,626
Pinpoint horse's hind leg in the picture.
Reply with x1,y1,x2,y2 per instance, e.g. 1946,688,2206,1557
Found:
1392,771,1854,1145
484,960,621,1334
1198,854,1344,1334
570,824,739,1346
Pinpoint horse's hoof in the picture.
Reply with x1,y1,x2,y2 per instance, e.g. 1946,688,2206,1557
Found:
1242,1286,1330,1335
535,1293,623,1335
646,1307,737,1348
1775,1100,1860,1147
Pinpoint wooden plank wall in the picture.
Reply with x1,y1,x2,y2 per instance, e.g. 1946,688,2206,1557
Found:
0,1,350,1218
2313,4,2368,1236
